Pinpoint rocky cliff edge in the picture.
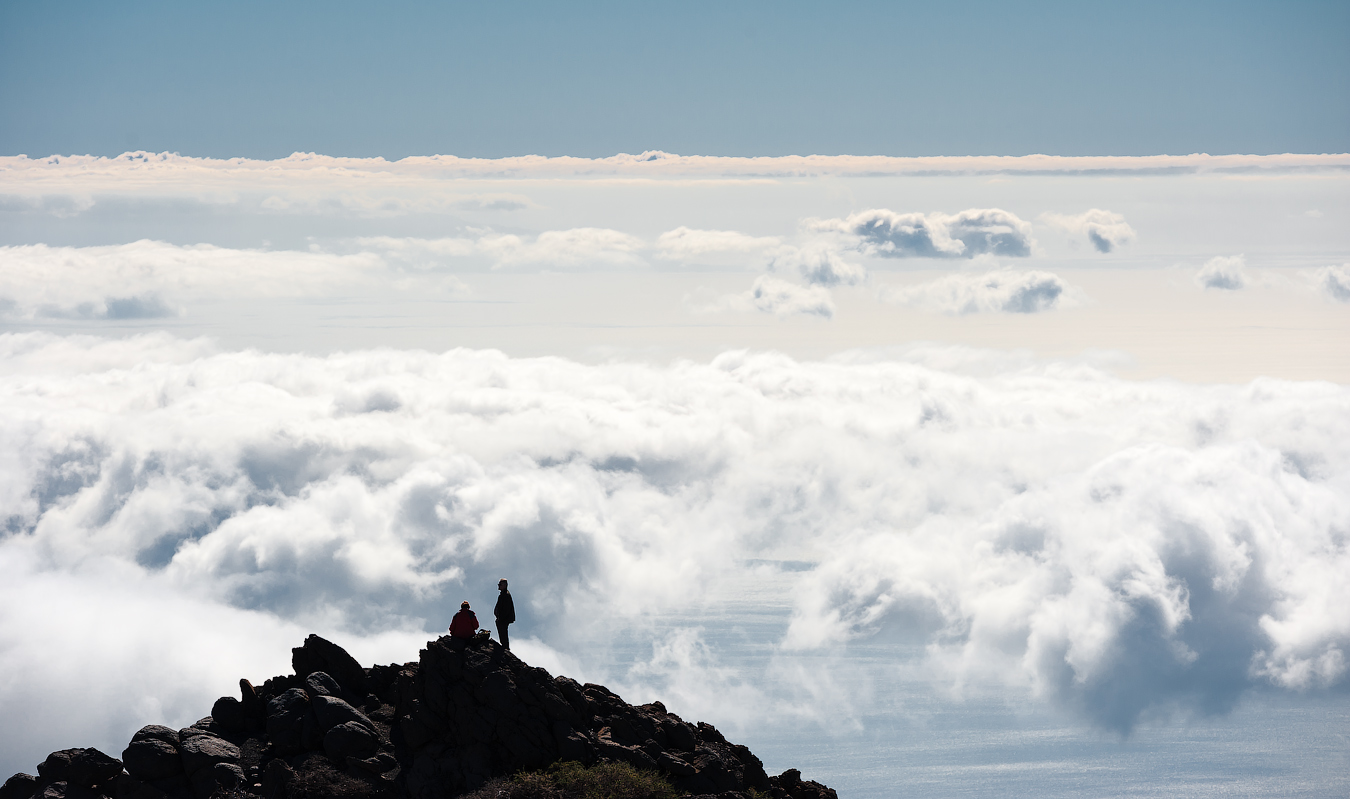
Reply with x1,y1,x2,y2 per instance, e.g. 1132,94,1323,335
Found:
0,633,838,799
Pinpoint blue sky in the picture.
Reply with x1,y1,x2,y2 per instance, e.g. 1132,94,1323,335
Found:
2,0,1347,159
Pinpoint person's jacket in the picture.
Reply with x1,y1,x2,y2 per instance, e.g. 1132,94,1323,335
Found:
449,608,478,638
495,590,515,624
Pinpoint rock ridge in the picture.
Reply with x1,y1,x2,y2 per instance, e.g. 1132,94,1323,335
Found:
0,634,838,799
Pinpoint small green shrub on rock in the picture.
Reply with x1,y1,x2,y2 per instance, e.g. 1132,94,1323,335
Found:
460,760,680,799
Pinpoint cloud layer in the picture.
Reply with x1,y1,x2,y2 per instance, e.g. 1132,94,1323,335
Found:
5,152,1347,193
2,334,1347,774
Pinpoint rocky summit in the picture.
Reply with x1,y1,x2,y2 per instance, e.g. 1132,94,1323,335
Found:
0,634,837,799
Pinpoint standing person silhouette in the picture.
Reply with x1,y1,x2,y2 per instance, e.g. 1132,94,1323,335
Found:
495,578,515,650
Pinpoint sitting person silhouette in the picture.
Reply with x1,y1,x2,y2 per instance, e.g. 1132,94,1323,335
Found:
449,601,479,639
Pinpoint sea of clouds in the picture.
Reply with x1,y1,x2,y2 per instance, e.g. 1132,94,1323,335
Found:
2,332,1347,776
2,152,1347,786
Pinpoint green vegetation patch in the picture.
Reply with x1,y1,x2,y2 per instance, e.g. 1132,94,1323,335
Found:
462,760,681,799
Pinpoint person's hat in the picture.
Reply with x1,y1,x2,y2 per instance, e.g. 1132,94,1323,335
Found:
461,601,470,608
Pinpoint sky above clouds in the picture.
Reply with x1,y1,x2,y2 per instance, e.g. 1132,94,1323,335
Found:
1,3,1349,796
2,1,1349,159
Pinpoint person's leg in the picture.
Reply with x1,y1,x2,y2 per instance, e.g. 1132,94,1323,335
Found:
497,621,510,650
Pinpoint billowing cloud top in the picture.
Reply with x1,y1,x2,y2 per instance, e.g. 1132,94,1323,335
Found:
1,334,1347,775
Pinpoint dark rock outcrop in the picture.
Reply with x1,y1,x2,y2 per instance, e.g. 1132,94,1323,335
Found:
3,634,837,799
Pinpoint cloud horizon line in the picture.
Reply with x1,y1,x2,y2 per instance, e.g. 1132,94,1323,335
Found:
5,151,1350,181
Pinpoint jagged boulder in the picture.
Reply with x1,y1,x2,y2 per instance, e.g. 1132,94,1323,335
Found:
122,725,183,782
35,749,123,788
324,722,381,761
0,748,127,799
178,733,240,776
769,767,838,799
212,695,247,734
265,687,314,756
293,634,367,697
0,775,39,799
312,694,376,735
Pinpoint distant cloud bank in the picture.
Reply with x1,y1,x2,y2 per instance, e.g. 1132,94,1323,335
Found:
5,151,1348,186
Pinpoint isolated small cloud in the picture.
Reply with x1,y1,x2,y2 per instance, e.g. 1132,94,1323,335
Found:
812,208,1034,259
750,276,834,317
1040,209,1136,253
33,294,177,320
354,236,479,260
455,196,532,212
885,269,1074,315
768,244,866,287
701,276,835,318
654,227,781,263
481,228,646,271
355,229,647,272
1196,256,1247,290
1311,264,1350,302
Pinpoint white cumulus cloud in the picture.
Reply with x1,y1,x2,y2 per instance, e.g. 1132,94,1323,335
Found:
1196,256,1248,290
1310,264,1350,302
884,269,1076,314
654,227,782,263
1040,209,1137,253
700,276,836,318
767,243,866,287
811,208,1035,259
480,228,647,271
